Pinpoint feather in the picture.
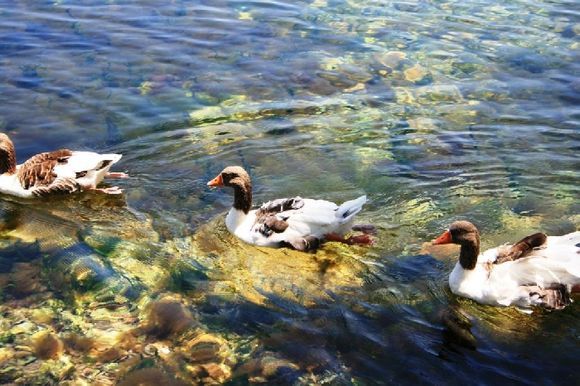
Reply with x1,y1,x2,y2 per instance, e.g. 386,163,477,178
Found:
209,166,371,250
0,133,124,198
445,224,580,310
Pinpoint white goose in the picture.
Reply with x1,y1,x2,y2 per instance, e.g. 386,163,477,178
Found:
0,133,127,198
207,166,372,251
433,220,580,310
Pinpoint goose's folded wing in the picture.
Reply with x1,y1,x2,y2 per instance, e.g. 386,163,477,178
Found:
31,177,80,196
499,238,580,287
17,149,73,189
253,197,305,236
495,232,547,264
284,199,341,228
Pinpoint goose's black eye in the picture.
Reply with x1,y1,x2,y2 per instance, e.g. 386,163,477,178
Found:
449,228,463,240
76,171,87,178
222,173,235,182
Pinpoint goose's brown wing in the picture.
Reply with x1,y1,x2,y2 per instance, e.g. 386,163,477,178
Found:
254,197,304,236
17,149,72,189
31,178,80,196
495,232,548,264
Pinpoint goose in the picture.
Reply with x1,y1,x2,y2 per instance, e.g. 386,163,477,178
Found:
432,220,580,310
207,166,372,251
0,133,127,198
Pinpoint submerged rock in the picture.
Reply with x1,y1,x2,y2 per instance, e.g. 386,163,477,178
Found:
404,64,429,83
32,331,64,360
8,262,45,297
117,367,188,386
180,332,235,384
374,51,407,70
234,353,301,383
142,297,196,339
62,333,95,354
43,241,143,304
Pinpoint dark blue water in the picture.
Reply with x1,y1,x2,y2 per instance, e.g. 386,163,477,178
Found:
0,1,578,384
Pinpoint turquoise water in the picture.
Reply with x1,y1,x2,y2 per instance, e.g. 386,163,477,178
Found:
0,0,578,384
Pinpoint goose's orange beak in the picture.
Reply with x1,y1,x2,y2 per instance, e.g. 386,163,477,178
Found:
433,230,452,245
207,174,224,187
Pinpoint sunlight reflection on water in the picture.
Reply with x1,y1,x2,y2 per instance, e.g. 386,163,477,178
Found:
0,0,578,384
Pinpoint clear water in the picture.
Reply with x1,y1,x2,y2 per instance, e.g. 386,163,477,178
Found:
0,0,578,384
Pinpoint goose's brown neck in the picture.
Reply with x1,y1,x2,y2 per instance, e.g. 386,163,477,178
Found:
459,235,480,270
0,137,16,174
233,184,252,214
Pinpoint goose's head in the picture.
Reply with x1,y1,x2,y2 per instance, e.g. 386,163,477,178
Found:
0,133,16,174
207,166,252,213
434,220,480,270
434,221,479,246
207,166,251,189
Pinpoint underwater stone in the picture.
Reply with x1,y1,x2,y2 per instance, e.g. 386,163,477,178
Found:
260,355,300,378
393,87,416,105
15,66,43,89
404,64,428,83
182,333,231,365
62,334,95,353
0,365,22,384
144,298,195,338
0,347,14,364
341,64,374,83
167,258,209,293
96,346,126,363
238,11,253,21
343,82,366,93
415,85,463,103
29,308,55,325
39,357,76,382
9,262,45,297
117,367,187,386
187,362,232,384
375,51,407,69
43,241,143,304
317,71,358,89
235,354,301,383
32,331,64,360
539,218,576,235
10,321,37,336
188,106,224,125
142,343,158,358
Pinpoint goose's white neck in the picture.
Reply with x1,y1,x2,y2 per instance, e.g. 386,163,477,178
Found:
225,207,248,234
449,262,489,299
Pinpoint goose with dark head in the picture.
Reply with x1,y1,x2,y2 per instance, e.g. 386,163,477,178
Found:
0,133,17,175
434,220,480,270
0,132,128,198
207,166,252,214
432,220,580,310
207,165,372,251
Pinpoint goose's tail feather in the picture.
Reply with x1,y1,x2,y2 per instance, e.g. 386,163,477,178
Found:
336,195,367,222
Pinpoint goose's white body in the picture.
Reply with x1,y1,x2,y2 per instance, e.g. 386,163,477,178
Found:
52,152,122,189
226,195,367,247
0,173,28,197
0,151,122,198
449,232,580,309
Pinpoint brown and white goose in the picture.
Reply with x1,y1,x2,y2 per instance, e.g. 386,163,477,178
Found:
207,166,372,251
432,221,580,310
0,133,127,197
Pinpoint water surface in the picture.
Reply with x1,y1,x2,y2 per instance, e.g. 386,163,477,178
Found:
0,0,578,385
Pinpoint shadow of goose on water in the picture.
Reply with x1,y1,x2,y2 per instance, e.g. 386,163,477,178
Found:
0,198,145,306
